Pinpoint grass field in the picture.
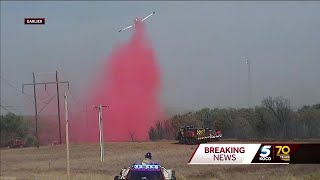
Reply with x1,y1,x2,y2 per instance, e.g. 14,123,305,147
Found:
1,140,320,180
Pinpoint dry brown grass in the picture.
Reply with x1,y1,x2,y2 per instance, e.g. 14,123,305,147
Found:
1,140,320,180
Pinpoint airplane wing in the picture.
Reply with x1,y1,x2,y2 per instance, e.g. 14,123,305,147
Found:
118,24,134,32
118,11,155,32
141,12,155,22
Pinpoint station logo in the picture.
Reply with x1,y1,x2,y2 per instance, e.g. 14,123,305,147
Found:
259,145,272,161
275,145,290,162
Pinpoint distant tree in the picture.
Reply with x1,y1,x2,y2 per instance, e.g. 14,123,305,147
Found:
148,127,157,141
162,120,175,139
129,130,136,142
170,115,183,130
155,122,164,140
297,106,320,138
194,108,215,128
312,104,320,109
299,104,320,111
179,112,203,128
252,106,269,138
261,96,292,138
148,120,175,141
0,113,30,147
212,108,237,138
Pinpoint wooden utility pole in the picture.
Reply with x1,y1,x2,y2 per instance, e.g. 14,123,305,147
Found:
64,93,70,179
23,71,70,145
33,72,39,148
56,71,62,144
93,104,109,161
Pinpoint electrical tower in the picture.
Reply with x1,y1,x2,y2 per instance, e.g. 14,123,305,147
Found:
22,71,69,146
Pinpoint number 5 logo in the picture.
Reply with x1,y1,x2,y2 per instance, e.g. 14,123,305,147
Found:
260,145,271,157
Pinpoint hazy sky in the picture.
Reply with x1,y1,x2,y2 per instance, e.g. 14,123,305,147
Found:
1,1,320,115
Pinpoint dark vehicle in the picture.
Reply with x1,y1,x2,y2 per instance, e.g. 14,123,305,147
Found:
176,125,222,145
7,139,25,148
114,164,176,180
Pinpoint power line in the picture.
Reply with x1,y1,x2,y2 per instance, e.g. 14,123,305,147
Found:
58,72,87,109
0,75,34,98
58,73,77,102
67,91,79,105
1,93,60,116
37,94,57,115
59,86,86,110
0,99,22,114
61,86,80,106
1,105,14,114
0,75,50,102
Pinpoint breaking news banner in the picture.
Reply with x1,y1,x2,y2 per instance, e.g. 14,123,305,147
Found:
188,143,320,164
24,18,45,25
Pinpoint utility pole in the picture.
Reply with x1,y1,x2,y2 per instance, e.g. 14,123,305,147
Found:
33,72,39,148
23,71,70,145
64,92,70,179
246,58,252,108
93,104,109,161
56,71,62,145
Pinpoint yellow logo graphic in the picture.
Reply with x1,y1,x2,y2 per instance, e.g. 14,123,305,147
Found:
275,146,290,161
196,129,205,135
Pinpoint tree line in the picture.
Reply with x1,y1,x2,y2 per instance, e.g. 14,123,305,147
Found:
0,113,35,147
149,96,320,140
1,96,319,147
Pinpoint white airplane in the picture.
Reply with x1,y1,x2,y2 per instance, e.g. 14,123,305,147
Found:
118,12,155,32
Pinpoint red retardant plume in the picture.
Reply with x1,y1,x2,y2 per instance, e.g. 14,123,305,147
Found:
82,20,164,142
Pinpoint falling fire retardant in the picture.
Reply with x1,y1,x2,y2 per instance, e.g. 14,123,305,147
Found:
80,20,164,142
